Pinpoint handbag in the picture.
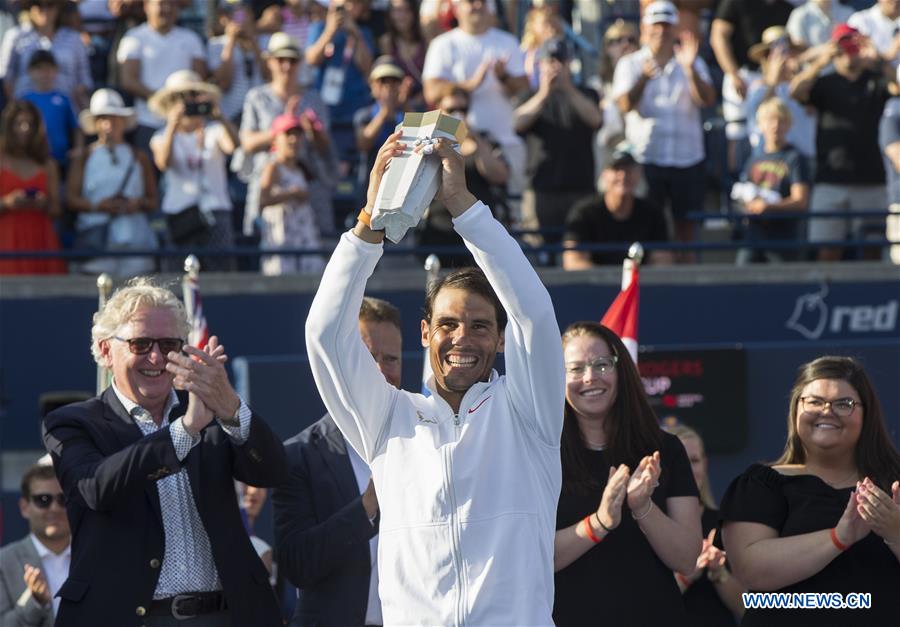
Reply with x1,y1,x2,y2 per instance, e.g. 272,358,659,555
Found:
166,204,213,243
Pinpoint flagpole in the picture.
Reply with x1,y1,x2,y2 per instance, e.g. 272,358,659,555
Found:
622,242,644,290
96,273,113,394
183,255,203,348
421,255,441,396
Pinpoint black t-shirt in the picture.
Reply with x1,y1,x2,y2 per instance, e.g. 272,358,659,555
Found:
682,507,739,627
720,464,900,627
808,70,889,184
554,432,699,627
521,87,599,192
715,0,794,71
564,194,668,265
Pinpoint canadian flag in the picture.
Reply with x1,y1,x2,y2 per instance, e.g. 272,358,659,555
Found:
601,256,640,363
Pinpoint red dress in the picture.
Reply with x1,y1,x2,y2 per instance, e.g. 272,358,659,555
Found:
0,166,66,275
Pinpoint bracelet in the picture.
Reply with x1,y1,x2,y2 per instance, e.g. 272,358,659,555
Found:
582,515,604,544
830,527,849,552
631,500,653,521
675,572,692,588
884,536,899,546
356,208,380,230
592,511,613,534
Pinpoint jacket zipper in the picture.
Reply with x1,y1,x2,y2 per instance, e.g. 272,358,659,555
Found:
443,413,466,626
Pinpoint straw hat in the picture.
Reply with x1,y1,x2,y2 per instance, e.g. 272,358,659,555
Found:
263,32,302,59
748,26,803,65
79,88,136,134
147,70,221,117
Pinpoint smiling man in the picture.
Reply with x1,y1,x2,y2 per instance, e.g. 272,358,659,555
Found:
305,132,565,626
41,279,287,627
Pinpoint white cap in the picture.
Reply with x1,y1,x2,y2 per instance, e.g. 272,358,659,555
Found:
643,1,679,26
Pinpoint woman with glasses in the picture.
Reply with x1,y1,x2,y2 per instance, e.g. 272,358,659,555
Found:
720,356,900,626
552,321,702,627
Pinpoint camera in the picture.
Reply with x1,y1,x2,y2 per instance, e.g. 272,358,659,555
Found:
184,101,212,117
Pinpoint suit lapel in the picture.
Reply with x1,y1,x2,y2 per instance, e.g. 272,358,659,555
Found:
317,417,361,503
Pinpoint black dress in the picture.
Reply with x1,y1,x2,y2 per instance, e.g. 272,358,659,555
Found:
720,464,900,627
682,508,739,626
553,432,699,627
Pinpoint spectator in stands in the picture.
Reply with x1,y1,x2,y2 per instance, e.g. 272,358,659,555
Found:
734,97,811,264
305,0,375,164
553,321,701,627
21,50,81,172
720,355,900,626
612,1,715,253
149,70,239,271
520,4,562,90
417,87,509,268
562,143,672,269
0,100,65,275
274,296,399,627
514,37,602,255
596,19,639,165
423,0,529,206
117,0,207,155
787,0,853,56
745,27,816,162
354,55,407,172
880,72,900,264
848,0,900,65
419,0,455,41
240,32,336,238
208,0,266,125
236,481,274,577
0,0,91,109
791,24,893,261
711,0,794,175
67,88,158,277
379,0,427,110
259,113,325,275
259,0,313,50
0,462,71,626
663,420,746,626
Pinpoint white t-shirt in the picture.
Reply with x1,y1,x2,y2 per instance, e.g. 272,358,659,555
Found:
30,534,70,618
116,24,205,128
422,27,525,144
150,122,232,214
611,48,711,167
848,5,900,61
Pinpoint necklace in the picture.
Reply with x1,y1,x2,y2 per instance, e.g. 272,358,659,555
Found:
811,466,859,489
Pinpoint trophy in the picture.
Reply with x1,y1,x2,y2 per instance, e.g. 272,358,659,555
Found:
371,110,468,243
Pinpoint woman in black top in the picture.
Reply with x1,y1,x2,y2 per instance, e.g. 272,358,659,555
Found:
664,421,745,626
553,322,702,627
721,356,900,627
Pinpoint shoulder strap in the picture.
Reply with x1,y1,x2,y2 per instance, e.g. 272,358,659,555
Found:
114,146,137,198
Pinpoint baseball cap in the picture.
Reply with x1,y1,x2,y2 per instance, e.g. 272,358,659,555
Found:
831,23,860,56
271,113,303,135
643,1,678,26
537,37,571,63
28,49,57,69
369,56,405,82
602,143,638,170
264,32,302,59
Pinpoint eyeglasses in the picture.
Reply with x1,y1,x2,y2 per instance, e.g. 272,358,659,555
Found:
113,337,185,355
609,36,638,45
799,396,862,418
30,493,66,509
565,355,618,377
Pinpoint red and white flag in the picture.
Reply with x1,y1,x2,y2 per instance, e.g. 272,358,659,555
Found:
183,273,209,349
601,258,640,363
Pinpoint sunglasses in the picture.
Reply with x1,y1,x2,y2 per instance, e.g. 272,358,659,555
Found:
113,336,185,355
30,493,66,509
446,107,469,117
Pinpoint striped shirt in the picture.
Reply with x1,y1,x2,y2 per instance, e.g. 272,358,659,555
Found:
0,24,91,102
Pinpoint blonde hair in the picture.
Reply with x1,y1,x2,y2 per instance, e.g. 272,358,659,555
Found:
90,277,190,365
756,97,792,127
661,420,717,509
521,6,560,50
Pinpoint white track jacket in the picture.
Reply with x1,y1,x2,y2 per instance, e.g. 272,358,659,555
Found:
305,202,565,626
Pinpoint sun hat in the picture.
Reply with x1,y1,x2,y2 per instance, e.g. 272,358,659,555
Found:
147,70,221,117
263,32,302,59
78,88,137,134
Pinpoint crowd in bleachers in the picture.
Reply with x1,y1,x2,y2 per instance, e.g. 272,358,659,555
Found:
0,0,897,277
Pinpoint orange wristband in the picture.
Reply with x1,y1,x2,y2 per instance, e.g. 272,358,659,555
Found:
830,527,849,551
357,208,379,230
583,515,603,544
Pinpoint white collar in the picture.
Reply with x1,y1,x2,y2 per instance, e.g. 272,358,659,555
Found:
111,380,179,425
29,534,70,560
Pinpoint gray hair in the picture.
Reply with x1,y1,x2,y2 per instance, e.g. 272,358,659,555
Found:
90,277,190,365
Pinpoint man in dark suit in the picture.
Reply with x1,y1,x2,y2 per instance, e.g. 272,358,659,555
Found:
274,297,402,627
0,462,70,627
42,278,288,627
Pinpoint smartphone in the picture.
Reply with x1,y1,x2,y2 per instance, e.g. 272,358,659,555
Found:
24,187,38,199
185,101,212,117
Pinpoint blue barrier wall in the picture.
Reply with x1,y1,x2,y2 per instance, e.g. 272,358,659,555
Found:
1,266,898,541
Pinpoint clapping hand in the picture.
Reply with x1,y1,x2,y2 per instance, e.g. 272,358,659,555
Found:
23,564,50,606
597,464,630,531
834,484,872,548
166,336,240,434
855,478,900,545
627,451,661,515
674,31,700,70
679,529,728,587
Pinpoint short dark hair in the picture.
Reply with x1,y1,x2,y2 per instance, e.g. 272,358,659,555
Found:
423,267,507,331
359,296,402,330
20,463,57,499
27,49,57,70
